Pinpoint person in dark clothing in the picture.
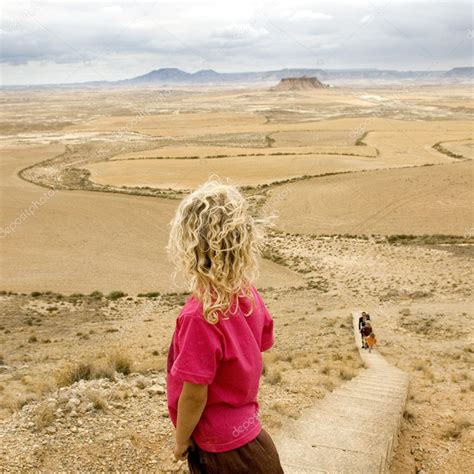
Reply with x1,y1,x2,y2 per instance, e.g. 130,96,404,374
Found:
359,313,367,348
362,321,373,349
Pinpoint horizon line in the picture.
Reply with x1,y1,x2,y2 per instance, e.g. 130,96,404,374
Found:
1,65,471,88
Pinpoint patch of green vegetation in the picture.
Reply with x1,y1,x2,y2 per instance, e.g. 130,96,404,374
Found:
403,409,415,422
261,249,287,266
137,291,161,298
265,134,276,147
106,291,127,301
136,150,374,161
89,290,104,299
355,131,369,146
433,142,465,160
307,278,329,292
162,291,189,306
441,419,472,440
386,234,472,245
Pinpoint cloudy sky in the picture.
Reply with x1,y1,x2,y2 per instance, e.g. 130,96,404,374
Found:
1,0,472,85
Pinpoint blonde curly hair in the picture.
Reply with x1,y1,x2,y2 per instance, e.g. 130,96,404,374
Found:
167,177,263,324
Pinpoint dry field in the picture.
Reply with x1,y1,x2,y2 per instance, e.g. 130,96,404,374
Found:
0,145,303,294
0,83,473,472
266,160,473,235
85,153,379,190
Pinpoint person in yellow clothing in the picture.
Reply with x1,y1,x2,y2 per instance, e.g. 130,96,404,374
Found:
365,332,377,353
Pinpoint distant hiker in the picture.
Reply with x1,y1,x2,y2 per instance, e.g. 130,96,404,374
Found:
366,332,377,353
362,321,373,349
166,178,284,473
359,313,367,348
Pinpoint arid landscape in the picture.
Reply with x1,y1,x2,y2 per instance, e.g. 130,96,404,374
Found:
0,82,473,473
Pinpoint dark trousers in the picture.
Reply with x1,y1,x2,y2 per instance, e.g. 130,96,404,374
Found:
188,428,284,474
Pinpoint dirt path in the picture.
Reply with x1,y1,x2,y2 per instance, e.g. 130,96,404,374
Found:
274,311,409,473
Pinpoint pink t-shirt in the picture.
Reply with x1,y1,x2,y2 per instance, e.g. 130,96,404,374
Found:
166,285,274,453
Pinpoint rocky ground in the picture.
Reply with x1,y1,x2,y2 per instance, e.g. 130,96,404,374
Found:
0,284,360,472
1,233,472,472
263,232,473,473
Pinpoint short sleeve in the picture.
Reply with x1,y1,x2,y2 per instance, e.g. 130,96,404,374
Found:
254,289,274,352
170,314,224,385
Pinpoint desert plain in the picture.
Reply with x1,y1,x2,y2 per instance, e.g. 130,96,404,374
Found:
0,83,473,473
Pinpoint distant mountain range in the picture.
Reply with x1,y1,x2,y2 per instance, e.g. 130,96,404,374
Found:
4,67,473,89
118,67,473,85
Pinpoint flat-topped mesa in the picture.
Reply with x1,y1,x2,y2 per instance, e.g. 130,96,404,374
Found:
272,75,329,91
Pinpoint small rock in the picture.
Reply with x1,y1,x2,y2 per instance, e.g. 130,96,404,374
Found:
58,391,70,404
135,376,149,388
147,384,165,396
45,426,56,434
0,365,12,373
66,397,81,411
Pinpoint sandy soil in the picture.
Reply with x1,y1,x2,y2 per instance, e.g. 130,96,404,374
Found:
266,160,473,235
374,301,474,473
262,231,473,473
63,111,267,137
0,146,303,293
85,153,381,189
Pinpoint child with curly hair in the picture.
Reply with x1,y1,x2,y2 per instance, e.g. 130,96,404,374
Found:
166,178,283,473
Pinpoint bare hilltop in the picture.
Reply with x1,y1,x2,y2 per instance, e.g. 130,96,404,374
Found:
272,76,329,91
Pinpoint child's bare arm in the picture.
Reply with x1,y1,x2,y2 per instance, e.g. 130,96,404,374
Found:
174,382,208,459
